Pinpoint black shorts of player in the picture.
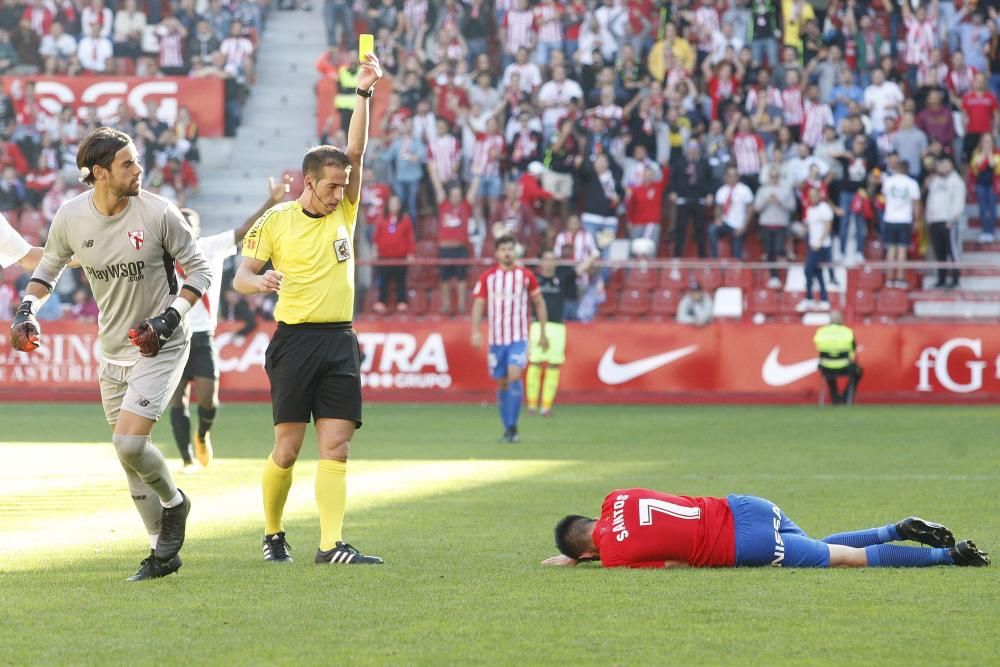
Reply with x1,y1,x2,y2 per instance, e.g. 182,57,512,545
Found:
438,245,469,281
264,322,362,428
181,331,219,380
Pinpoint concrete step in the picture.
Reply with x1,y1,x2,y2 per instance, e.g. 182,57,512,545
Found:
919,274,1000,291
913,300,1000,319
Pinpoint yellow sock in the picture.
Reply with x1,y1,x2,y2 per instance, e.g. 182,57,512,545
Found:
526,363,542,410
541,367,561,411
262,454,294,535
316,460,347,551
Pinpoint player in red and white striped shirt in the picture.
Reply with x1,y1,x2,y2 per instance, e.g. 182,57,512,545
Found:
471,235,548,443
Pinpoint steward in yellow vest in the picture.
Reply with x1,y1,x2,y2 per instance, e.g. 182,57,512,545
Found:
813,310,863,405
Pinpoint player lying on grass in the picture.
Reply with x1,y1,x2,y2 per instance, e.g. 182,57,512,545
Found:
543,489,990,569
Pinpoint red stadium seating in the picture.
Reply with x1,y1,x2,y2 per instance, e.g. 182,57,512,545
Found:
856,266,884,290
853,288,876,316
659,266,689,290
650,288,681,317
748,288,779,315
618,289,651,318
691,265,723,291
626,266,659,290
876,288,909,317
722,266,752,290
596,291,618,318
405,289,429,316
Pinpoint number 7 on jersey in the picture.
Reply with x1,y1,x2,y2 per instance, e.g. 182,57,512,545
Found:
638,498,701,525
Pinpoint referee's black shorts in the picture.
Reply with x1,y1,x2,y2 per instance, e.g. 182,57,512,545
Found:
264,322,362,427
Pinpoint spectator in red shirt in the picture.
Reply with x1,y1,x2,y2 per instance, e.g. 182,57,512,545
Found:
960,72,999,162
161,155,199,206
24,153,55,207
0,137,28,175
626,164,666,252
436,178,477,315
371,194,415,314
518,161,555,216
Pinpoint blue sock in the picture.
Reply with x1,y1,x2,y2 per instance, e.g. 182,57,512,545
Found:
822,523,900,547
864,545,952,567
507,380,523,428
497,388,510,428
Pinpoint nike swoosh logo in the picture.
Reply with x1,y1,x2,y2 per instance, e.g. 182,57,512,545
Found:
761,347,818,386
597,345,698,385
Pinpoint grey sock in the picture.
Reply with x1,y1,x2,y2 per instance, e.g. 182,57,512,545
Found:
113,434,178,503
123,465,163,537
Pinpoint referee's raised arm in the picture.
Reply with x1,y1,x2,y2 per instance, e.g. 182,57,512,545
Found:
344,53,383,205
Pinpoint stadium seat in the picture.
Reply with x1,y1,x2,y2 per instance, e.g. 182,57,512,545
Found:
722,266,752,290
618,289,651,318
748,288,779,315
778,292,804,315
864,238,884,261
606,269,625,291
876,288,909,317
596,291,618,318
626,266,659,290
712,287,743,319
691,266,723,291
856,265,884,290
852,288,875,315
405,289,429,316
659,266,688,290
650,288,680,317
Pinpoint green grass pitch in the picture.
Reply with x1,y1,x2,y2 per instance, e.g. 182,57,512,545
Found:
0,403,997,665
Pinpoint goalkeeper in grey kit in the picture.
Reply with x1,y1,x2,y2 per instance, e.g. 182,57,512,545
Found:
8,127,211,581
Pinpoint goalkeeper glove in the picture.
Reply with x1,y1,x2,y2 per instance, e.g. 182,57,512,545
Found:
9,299,41,352
128,306,182,357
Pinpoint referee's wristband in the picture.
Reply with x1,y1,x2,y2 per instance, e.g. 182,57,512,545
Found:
356,87,373,98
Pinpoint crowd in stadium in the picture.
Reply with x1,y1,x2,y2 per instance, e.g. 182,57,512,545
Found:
3,0,1000,322
0,0,276,318
329,0,1000,318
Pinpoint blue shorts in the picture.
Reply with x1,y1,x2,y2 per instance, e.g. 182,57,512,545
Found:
478,175,503,200
881,222,912,247
488,341,527,379
727,494,831,568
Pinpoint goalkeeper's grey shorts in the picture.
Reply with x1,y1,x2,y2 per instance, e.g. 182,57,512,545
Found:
99,336,190,425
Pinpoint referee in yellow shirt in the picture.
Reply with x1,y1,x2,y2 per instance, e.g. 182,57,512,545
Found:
233,53,383,565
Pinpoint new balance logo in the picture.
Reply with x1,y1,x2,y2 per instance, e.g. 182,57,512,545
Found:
137,399,151,407
83,240,94,248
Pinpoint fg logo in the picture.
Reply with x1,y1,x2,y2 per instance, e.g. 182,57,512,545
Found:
915,338,996,394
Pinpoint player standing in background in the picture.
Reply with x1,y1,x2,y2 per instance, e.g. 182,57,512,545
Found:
233,53,383,566
0,213,43,271
169,176,292,471
525,250,569,417
471,235,549,443
544,488,990,569
8,127,211,580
